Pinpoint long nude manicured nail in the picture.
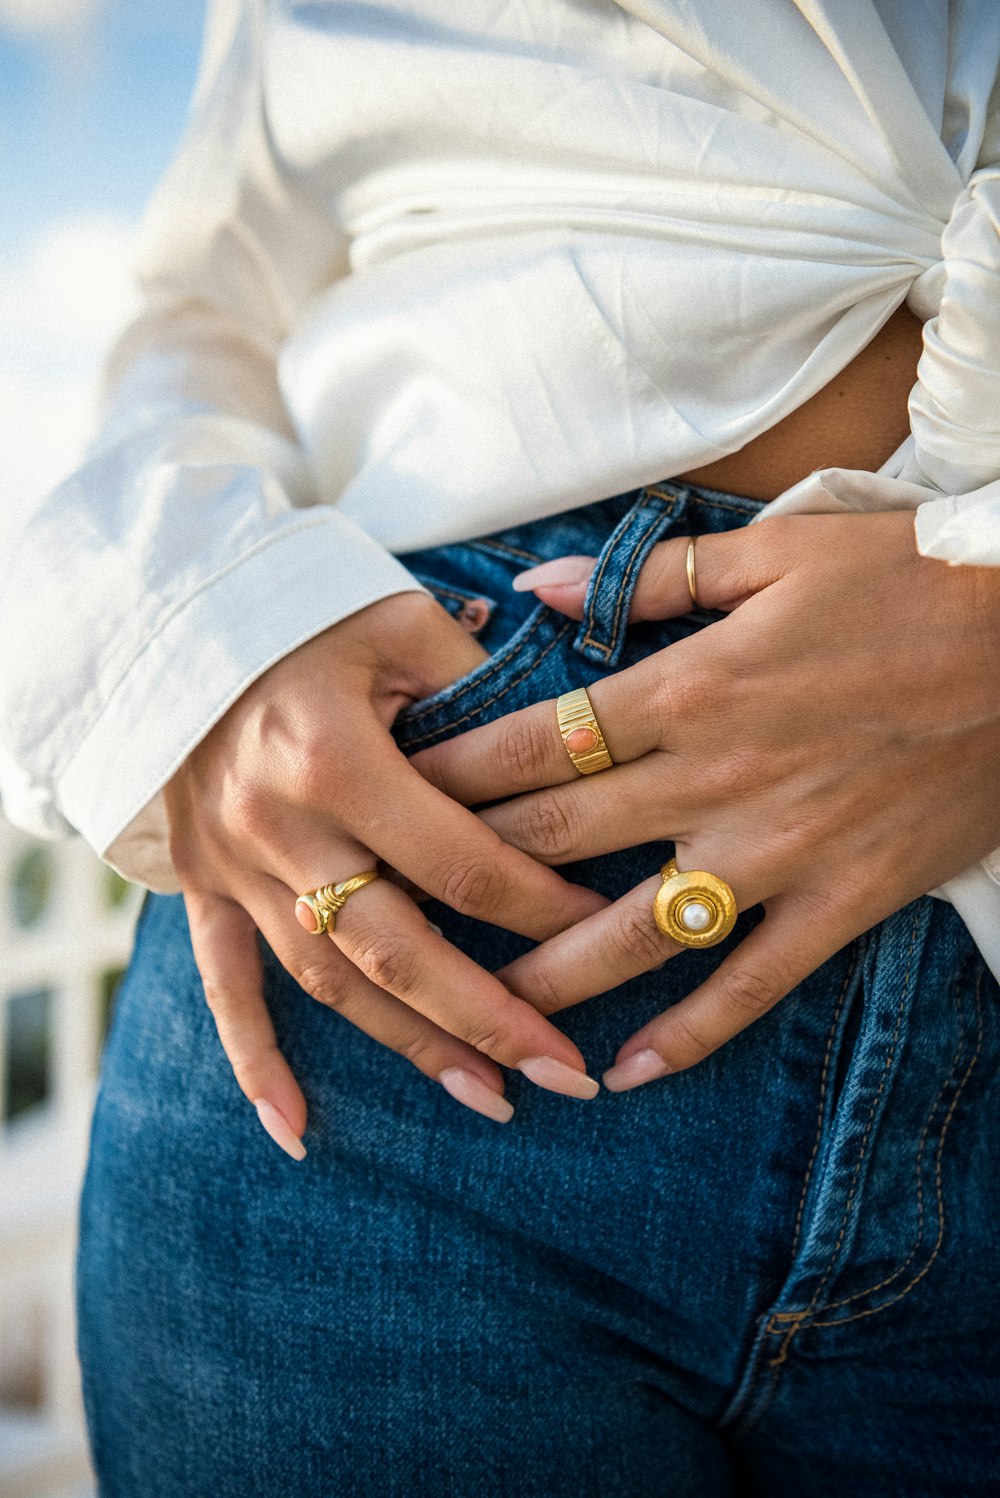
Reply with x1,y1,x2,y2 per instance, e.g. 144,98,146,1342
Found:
439,1068,515,1123
254,1099,307,1161
512,556,595,593
602,1048,671,1093
518,1056,600,1099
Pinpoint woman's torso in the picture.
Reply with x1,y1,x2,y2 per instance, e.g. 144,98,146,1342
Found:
678,305,925,502
256,1,994,551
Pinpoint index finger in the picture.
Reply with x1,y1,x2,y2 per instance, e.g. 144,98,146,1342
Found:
408,668,659,811
354,740,609,940
602,895,855,1087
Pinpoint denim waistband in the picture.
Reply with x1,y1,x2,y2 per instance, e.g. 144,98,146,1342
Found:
394,479,764,752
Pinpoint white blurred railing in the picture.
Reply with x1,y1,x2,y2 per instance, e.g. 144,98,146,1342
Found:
0,819,141,1498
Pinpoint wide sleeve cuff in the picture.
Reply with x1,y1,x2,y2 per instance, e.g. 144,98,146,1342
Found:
57,509,426,891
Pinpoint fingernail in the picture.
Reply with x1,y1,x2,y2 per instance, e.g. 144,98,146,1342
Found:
602,1048,671,1093
439,1068,515,1123
517,1056,600,1099
512,556,595,593
254,1099,307,1161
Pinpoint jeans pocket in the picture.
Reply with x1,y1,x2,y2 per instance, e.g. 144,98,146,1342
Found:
408,567,499,636
394,600,572,754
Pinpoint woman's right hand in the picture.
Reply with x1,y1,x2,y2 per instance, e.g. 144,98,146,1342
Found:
163,591,607,1157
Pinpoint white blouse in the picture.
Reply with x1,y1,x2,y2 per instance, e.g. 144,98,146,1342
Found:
2,0,999,968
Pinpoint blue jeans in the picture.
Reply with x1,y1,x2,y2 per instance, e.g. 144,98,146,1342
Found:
78,483,1000,1496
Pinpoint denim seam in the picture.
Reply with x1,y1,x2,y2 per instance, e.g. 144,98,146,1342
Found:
468,537,544,565
801,955,972,1316
578,497,654,654
809,964,984,1328
762,906,922,1366
578,506,647,657
786,955,859,1266
646,485,760,518
715,951,859,1436
402,620,574,749
403,608,550,724
579,499,676,657
419,580,483,608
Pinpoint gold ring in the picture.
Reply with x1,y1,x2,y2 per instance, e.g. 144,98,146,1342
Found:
556,687,614,775
685,537,700,609
295,869,379,936
653,857,736,948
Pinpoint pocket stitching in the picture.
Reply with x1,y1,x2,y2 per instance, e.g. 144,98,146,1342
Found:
649,485,762,519
402,618,573,749
402,607,551,726
716,947,861,1437
579,502,674,659
807,963,984,1327
468,537,544,565
760,907,922,1369
422,580,487,609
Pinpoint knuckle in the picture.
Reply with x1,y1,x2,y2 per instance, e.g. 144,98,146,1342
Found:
462,1019,511,1057
168,823,200,884
716,965,778,1019
199,976,231,1019
668,1010,716,1062
438,855,506,919
522,962,564,1016
219,777,274,844
287,739,336,810
295,960,348,1011
394,1031,444,1076
529,793,582,862
503,958,563,1016
354,933,422,996
609,901,673,971
496,712,550,781
454,990,521,1056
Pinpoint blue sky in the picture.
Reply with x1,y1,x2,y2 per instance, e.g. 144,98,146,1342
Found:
1,0,205,249
0,0,206,544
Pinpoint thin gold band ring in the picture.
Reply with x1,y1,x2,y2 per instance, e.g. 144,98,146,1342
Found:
685,537,700,609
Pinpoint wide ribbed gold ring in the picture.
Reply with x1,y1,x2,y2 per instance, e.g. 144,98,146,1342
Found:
295,870,379,936
653,857,737,949
556,687,614,775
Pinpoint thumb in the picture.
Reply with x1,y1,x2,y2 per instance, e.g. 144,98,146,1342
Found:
512,529,788,622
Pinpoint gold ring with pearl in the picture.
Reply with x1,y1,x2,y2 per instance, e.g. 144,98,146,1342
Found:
653,857,736,948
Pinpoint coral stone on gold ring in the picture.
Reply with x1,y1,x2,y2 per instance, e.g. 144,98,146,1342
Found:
653,858,737,949
555,687,614,775
295,870,380,936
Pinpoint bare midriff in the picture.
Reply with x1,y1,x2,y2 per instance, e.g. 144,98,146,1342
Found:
677,304,925,503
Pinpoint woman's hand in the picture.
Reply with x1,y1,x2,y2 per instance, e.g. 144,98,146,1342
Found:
414,512,1000,1089
164,592,607,1157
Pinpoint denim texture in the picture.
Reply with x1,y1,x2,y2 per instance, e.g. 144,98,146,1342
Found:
78,483,1000,1496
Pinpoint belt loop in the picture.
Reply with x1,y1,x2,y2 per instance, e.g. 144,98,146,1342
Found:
572,485,688,667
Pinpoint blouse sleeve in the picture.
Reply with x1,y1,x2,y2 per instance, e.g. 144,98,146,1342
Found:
0,0,424,891
910,165,1000,567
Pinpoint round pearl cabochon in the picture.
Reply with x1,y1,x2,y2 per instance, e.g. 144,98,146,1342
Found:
680,900,713,932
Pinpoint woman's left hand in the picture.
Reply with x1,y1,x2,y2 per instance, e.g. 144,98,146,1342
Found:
412,511,1000,1089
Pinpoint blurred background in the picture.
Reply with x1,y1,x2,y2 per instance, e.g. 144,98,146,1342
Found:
1,4,205,1492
